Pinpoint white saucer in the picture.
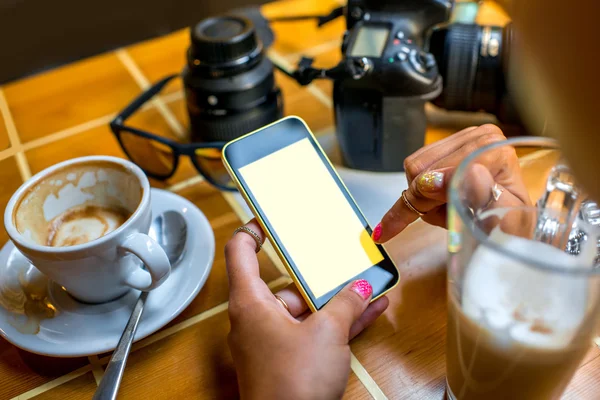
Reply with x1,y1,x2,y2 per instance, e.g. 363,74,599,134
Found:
0,188,215,357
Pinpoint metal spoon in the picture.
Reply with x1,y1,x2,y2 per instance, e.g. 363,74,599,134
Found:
93,210,187,400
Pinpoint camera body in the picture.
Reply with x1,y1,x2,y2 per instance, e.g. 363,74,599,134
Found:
334,0,451,171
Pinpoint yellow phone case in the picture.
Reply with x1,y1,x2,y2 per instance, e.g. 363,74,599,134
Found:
222,115,400,312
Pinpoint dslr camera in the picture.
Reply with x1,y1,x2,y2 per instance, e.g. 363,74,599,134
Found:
332,0,516,172
177,2,517,173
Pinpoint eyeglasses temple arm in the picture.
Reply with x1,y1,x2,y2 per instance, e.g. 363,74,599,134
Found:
112,74,180,126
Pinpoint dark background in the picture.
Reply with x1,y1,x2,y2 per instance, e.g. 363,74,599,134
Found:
0,0,272,84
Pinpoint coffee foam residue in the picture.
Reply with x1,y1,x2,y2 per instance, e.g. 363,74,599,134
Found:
97,169,108,182
14,161,143,246
43,183,94,222
0,250,57,335
47,205,130,247
462,226,597,350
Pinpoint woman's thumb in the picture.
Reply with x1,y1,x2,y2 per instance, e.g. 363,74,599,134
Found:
318,279,373,336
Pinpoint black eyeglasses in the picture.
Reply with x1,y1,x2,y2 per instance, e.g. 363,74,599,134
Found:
109,74,236,192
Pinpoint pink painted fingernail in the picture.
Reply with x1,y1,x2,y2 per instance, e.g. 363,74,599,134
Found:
351,279,373,300
372,223,382,242
418,171,444,192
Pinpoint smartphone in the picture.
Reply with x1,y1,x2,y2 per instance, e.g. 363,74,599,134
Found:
222,116,399,311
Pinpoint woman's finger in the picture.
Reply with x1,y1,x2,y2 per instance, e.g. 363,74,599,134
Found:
373,166,453,243
428,132,530,206
374,126,520,243
421,204,448,229
404,126,479,181
463,163,535,237
349,296,389,340
274,284,309,318
296,311,311,322
225,218,273,304
317,279,373,341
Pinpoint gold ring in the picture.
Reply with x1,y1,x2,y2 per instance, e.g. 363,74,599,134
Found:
401,190,426,217
233,226,263,253
274,294,290,313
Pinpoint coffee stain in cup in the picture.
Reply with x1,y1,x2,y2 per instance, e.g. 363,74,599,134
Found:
0,250,57,334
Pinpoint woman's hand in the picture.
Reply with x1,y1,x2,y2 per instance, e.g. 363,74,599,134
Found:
372,124,532,243
225,219,389,400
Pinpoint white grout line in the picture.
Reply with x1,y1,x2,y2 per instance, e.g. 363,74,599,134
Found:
307,85,333,108
0,91,184,163
0,89,31,180
98,302,230,365
283,39,341,61
161,90,184,104
116,45,292,281
116,49,186,140
219,191,251,222
206,52,381,395
23,113,116,151
11,365,93,400
165,175,205,192
0,146,14,160
265,275,293,291
97,276,291,365
5,35,383,400
11,277,291,399
350,353,388,400
208,212,244,231
88,355,104,385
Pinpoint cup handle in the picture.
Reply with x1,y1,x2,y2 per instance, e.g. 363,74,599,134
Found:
120,233,171,291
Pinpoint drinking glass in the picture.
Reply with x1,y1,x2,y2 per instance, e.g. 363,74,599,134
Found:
446,137,600,400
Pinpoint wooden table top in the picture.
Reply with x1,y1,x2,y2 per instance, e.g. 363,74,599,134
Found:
0,1,598,399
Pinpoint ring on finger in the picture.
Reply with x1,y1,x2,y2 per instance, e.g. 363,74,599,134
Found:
482,183,505,211
274,294,290,313
401,190,427,217
492,183,504,201
233,226,263,253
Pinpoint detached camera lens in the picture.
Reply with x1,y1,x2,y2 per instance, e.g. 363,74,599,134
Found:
429,22,520,125
183,15,283,142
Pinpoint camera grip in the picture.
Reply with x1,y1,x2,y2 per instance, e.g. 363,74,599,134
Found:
380,96,428,171
334,84,431,172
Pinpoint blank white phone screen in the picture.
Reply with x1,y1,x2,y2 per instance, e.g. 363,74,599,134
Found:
238,138,384,298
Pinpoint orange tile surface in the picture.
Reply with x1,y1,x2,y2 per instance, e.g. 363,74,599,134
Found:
0,108,9,150
25,107,198,188
263,0,347,56
0,157,23,245
349,221,448,399
26,124,126,175
0,338,88,399
163,181,282,328
3,53,141,143
115,311,236,399
31,373,97,400
343,373,372,399
127,29,189,95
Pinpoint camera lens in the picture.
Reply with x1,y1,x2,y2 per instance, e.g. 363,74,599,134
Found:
183,14,283,142
429,22,521,125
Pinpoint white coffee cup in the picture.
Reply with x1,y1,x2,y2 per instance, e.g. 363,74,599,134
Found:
4,156,171,303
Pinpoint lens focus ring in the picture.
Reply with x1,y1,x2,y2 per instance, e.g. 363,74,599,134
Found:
442,24,481,110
